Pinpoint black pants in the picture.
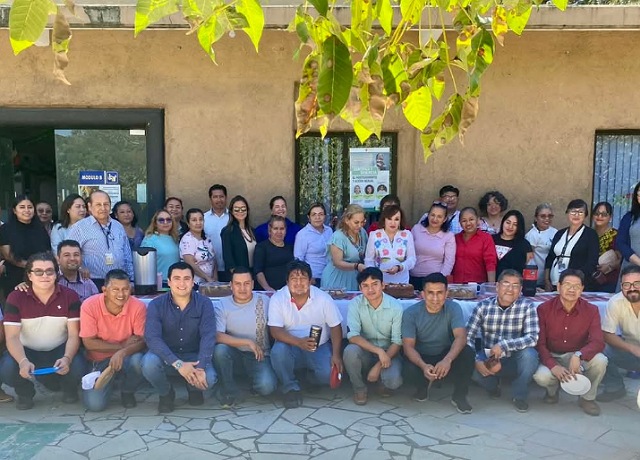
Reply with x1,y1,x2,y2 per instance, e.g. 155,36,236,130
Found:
407,345,475,399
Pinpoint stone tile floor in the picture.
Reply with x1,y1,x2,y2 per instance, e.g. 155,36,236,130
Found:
1,377,640,460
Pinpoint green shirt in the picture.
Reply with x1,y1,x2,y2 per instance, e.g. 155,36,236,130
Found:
401,300,465,356
347,293,403,348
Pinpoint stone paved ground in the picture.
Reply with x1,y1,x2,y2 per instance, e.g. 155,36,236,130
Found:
1,377,640,460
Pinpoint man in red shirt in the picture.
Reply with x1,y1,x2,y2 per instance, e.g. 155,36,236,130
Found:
533,269,607,416
80,269,146,411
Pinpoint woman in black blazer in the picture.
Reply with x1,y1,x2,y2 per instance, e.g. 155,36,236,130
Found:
221,196,257,273
545,199,600,291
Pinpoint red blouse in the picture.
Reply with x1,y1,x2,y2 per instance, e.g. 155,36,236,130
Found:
452,231,497,283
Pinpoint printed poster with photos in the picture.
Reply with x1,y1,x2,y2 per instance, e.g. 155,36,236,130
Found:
349,147,391,211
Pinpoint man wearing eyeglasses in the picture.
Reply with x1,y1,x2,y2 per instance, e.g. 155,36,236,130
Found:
3,252,84,410
533,269,606,416
466,269,540,412
597,265,640,402
438,185,462,235
68,190,133,290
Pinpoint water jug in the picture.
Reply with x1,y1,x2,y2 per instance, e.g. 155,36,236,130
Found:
133,247,157,295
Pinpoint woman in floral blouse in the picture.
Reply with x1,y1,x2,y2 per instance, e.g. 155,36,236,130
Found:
365,205,416,284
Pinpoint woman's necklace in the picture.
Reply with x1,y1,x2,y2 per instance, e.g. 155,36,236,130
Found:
241,227,254,243
347,231,365,260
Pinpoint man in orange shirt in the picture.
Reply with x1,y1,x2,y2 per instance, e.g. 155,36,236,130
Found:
80,269,146,411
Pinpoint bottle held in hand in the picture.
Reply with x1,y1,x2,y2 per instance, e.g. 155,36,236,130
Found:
309,325,322,352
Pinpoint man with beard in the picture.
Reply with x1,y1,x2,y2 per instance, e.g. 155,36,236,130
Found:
597,265,640,402
57,240,99,302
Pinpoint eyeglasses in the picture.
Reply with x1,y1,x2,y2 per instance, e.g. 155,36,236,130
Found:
498,280,521,290
156,218,172,224
232,207,247,213
621,281,640,290
593,212,610,218
30,269,56,277
310,212,325,217
538,214,554,219
441,194,457,200
561,282,582,291
568,210,585,216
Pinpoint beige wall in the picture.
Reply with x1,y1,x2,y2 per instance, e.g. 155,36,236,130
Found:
0,28,638,226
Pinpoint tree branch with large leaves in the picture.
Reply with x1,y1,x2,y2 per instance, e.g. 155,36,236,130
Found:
4,0,567,156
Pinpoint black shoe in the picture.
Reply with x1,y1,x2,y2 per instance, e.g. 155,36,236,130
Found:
121,392,137,409
158,388,175,413
283,390,302,409
188,391,204,406
16,396,34,410
596,387,626,402
451,397,473,414
488,387,501,399
219,395,235,409
62,390,79,404
413,386,428,402
512,399,529,413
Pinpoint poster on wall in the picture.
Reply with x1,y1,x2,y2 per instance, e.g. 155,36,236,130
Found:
349,147,391,211
78,170,122,203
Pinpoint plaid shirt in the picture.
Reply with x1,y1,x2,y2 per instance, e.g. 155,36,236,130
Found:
466,296,539,359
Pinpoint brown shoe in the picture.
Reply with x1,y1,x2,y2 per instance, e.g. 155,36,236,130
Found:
543,391,559,404
353,390,368,406
579,398,601,416
376,382,392,398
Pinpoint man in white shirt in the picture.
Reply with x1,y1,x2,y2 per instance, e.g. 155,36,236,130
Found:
203,184,230,281
269,260,343,408
214,267,277,408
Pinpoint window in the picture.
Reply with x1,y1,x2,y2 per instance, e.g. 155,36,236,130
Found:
295,133,396,224
593,131,640,227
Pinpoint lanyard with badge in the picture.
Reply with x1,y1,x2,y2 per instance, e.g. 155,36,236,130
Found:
554,225,583,272
101,222,115,265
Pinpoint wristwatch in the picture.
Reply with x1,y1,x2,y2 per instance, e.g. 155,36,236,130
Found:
173,360,184,370
574,351,583,359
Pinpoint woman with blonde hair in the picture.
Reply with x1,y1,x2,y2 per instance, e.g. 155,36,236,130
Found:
321,204,368,291
140,209,180,282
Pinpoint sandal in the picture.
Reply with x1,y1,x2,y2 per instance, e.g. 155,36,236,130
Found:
0,388,14,403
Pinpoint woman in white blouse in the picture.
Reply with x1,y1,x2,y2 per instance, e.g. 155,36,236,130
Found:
365,205,416,284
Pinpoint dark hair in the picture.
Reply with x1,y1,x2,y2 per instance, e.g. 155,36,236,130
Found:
164,196,183,208
422,272,448,289
286,259,312,280
621,264,640,278
439,185,459,197
592,201,613,218
378,204,406,230
111,201,138,227
208,184,227,198
25,252,59,286
565,199,589,217
500,210,526,241
379,194,401,210
58,193,84,228
420,201,450,232
8,194,35,226
7,195,48,261
57,239,81,255
498,268,523,283
307,202,326,216
185,208,206,238
357,267,383,285
632,182,640,222
105,269,130,286
231,266,252,278
168,261,194,279
88,190,110,204
479,191,508,215
364,185,375,195
269,196,287,209
559,269,585,285
226,195,255,239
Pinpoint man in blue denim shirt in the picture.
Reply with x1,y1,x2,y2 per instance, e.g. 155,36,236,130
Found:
142,262,217,413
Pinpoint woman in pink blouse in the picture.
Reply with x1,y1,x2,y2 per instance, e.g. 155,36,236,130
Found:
410,201,456,290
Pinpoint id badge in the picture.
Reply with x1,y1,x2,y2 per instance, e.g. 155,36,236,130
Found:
557,259,567,271
105,252,115,266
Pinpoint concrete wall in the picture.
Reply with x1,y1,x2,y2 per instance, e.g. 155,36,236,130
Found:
0,28,638,226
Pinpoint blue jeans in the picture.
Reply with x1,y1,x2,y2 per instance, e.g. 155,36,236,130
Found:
602,344,640,392
472,347,539,401
141,351,217,396
342,344,403,392
270,341,332,394
213,344,277,397
83,353,145,412
0,351,16,387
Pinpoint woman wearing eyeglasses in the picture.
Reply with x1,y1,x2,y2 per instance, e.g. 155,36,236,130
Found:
294,203,333,285
525,204,558,287
478,191,509,235
222,196,257,275
409,201,456,290
140,210,180,283
590,201,622,293
545,199,599,291
617,182,640,280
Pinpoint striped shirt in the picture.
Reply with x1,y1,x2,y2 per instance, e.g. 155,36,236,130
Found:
466,296,539,359
68,216,134,280
58,272,99,302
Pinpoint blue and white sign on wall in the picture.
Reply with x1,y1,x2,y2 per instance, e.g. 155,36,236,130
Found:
79,170,119,185
105,171,119,184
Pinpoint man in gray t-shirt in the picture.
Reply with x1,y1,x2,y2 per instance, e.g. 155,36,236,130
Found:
213,268,277,407
401,273,475,414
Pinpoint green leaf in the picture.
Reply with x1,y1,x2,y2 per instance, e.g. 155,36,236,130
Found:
381,52,408,96
468,28,494,96
352,0,373,35
197,12,227,62
135,0,180,37
400,0,422,25
9,0,56,55
551,0,567,11
420,92,464,155
402,86,432,131
317,35,354,116
506,4,532,35
183,0,216,18
237,0,264,52
374,0,393,35
308,0,329,17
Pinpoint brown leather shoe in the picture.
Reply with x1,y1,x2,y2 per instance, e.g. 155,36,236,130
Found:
353,390,368,406
543,391,559,404
579,398,601,416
